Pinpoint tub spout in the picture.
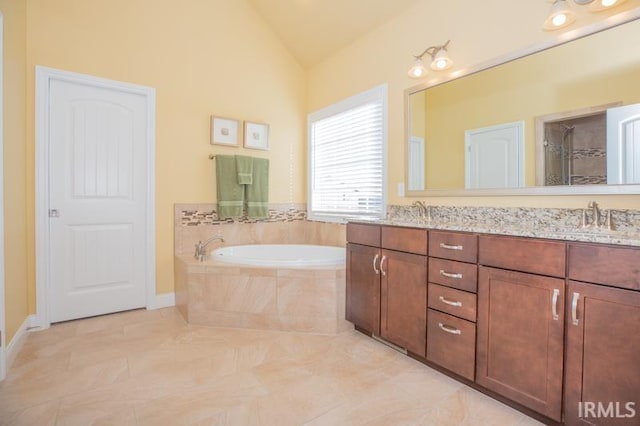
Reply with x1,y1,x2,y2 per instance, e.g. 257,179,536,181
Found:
195,234,225,262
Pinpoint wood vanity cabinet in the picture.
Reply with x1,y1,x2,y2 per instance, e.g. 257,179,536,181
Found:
563,243,640,426
426,231,478,381
346,242,381,335
347,224,640,425
476,235,566,422
346,223,428,357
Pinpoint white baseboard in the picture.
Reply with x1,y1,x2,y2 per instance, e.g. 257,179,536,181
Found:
6,314,36,373
152,292,175,309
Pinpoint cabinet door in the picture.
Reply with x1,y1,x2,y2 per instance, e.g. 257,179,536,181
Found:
564,281,640,426
380,249,427,357
346,243,380,335
477,266,565,421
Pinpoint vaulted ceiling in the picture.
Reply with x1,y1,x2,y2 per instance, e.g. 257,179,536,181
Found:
246,0,422,67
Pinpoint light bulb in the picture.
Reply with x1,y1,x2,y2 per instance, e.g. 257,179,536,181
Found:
552,13,567,26
434,59,447,70
408,58,428,78
601,0,617,6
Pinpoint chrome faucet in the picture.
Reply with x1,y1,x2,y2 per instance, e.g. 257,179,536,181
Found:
194,233,225,262
412,201,432,222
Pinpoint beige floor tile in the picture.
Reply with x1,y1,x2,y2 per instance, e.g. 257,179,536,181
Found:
0,400,60,426
0,308,545,426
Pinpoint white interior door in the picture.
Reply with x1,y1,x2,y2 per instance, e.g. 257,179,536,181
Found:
0,13,6,381
465,121,524,189
607,103,640,184
48,77,150,323
408,136,425,191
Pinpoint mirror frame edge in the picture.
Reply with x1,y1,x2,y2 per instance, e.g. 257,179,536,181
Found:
404,8,640,197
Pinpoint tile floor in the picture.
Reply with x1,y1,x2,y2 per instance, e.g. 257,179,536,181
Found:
0,308,542,425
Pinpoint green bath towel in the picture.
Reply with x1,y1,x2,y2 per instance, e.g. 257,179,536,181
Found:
215,155,244,219
246,158,269,218
235,155,253,185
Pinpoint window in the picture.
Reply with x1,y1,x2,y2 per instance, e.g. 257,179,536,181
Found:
308,84,387,222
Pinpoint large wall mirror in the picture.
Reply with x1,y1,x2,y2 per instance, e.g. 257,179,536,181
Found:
405,15,640,196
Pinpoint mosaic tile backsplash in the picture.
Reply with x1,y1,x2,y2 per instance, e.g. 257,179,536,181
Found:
174,203,640,255
180,203,306,226
174,203,346,256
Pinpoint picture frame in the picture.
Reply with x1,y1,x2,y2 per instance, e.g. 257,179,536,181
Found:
210,116,240,146
243,121,270,150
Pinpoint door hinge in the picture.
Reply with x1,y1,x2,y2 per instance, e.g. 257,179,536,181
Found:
49,209,60,218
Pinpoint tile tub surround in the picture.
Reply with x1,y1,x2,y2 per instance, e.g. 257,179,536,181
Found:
386,204,640,246
175,203,346,256
175,255,351,334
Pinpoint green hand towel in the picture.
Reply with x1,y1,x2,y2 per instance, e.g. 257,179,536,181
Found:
246,158,269,218
215,155,244,219
235,155,253,185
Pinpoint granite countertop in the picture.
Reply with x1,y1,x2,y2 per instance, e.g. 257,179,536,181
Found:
350,218,640,247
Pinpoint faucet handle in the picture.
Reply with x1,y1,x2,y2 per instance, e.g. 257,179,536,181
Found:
580,209,589,229
605,210,615,231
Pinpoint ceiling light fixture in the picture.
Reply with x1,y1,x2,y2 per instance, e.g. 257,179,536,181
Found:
543,0,628,31
408,40,453,79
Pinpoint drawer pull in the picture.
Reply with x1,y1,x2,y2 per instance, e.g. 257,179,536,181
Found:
438,322,461,335
372,254,380,275
439,270,463,279
438,296,462,307
571,292,580,326
440,242,463,251
551,288,560,321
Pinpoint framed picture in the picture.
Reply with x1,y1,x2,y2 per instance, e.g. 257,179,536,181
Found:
243,121,270,150
210,116,240,146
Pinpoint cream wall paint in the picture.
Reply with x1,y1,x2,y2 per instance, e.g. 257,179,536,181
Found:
308,0,640,209
26,0,306,303
1,0,28,343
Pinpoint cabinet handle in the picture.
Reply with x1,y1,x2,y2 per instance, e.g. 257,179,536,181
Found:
439,270,462,279
372,254,380,275
571,292,580,326
438,322,461,335
380,255,387,276
551,288,560,321
438,296,462,307
440,242,463,251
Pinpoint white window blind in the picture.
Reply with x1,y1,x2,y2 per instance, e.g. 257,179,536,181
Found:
308,84,387,222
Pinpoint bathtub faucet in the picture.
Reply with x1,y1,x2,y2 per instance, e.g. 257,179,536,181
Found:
194,234,225,262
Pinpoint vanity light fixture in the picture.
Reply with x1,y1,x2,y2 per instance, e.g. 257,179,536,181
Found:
543,0,628,31
408,40,453,79
543,0,576,30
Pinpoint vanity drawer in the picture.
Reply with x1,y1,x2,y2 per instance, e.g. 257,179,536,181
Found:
429,231,478,263
428,283,477,322
346,223,380,247
428,258,478,293
479,235,566,278
427,309,476,381
568,243,640,291
382,226,428,255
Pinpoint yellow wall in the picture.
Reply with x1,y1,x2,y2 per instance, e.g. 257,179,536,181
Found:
25,0,307,303
308,0,640,210
2,0,28,343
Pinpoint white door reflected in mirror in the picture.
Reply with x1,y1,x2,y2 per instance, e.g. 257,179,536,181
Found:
408,136,425,191
465,121,525,189
607,103,640,184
